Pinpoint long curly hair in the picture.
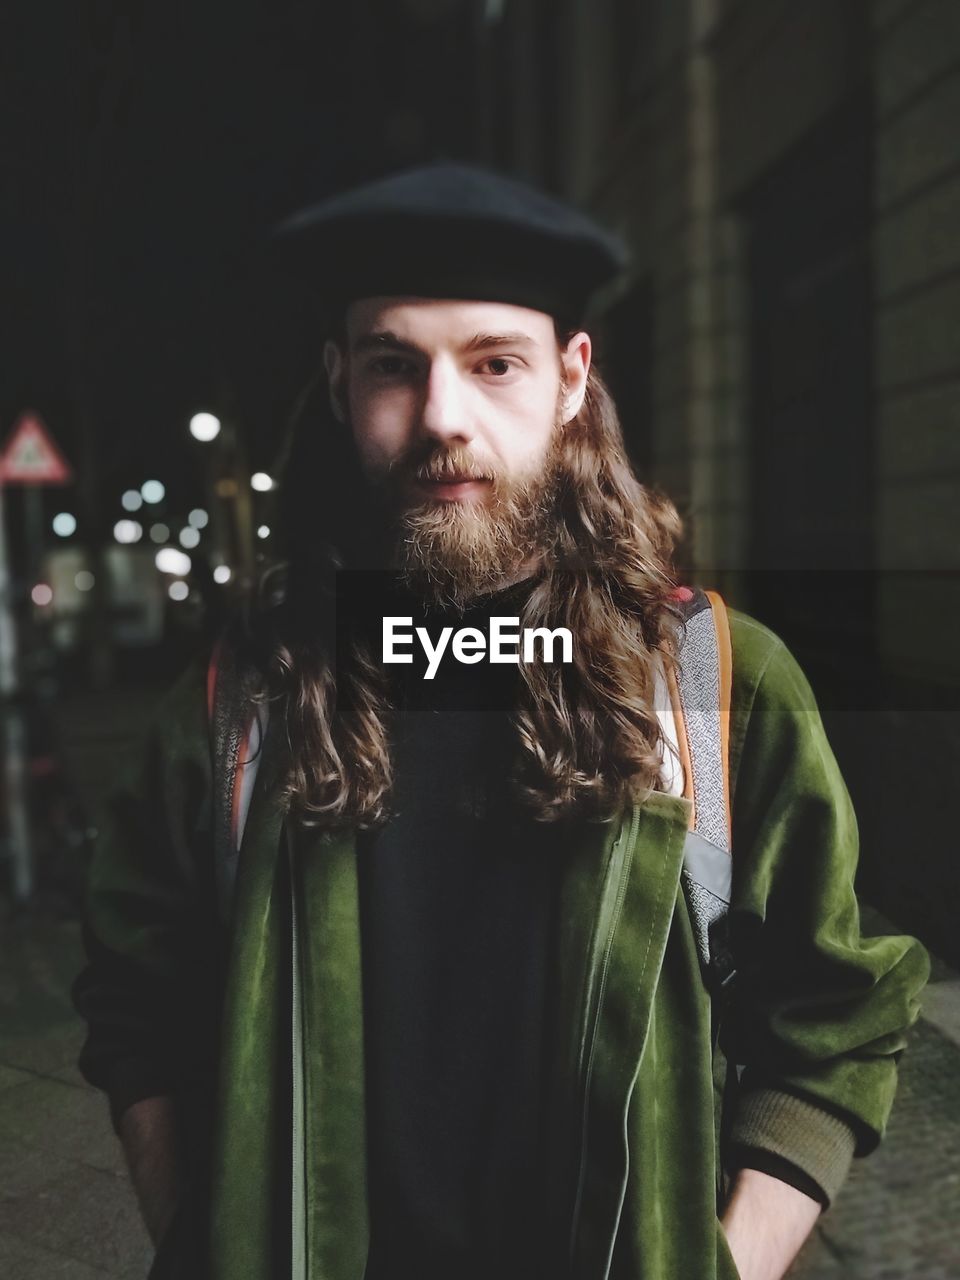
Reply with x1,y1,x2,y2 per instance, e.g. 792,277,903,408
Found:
252,333,685,830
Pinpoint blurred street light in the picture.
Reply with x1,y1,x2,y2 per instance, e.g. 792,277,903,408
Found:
168,580,189,602
149,522,170,544
114,519,143,544
122,489,144,512
189,412,221,443
257,524,271,539
179,527,201,549
188,507,209,529
156,548,191,576
251,472,274,492
52,512,77,537
213,564,232,585
31,583,53,607
141,480,165,505
75,571,95,592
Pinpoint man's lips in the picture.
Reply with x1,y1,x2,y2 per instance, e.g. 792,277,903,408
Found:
413,474,493,498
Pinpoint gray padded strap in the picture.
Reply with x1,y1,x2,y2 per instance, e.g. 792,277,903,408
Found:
675,600,729,854
674,592,733,981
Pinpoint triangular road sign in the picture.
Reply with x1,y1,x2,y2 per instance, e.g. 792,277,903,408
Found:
0,412,73,485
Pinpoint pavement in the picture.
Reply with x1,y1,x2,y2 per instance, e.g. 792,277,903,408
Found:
0,911,153,1279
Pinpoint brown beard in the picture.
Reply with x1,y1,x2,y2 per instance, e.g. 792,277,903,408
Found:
374,415,567,612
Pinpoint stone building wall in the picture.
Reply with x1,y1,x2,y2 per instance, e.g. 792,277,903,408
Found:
471,0,960,957
475,0,958,678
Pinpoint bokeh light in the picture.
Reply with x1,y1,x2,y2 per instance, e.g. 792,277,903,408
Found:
189,413,221,442
155,548,191,576
114,520,143,544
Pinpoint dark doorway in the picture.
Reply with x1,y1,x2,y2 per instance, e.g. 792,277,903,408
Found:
740,93,875,683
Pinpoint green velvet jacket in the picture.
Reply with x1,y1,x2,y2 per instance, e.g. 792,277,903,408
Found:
77,608,929,1279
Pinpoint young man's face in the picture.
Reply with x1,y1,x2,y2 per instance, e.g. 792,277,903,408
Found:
324,297,591,604
327,297,589,499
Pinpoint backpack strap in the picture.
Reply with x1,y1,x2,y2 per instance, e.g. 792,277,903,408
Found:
206,625,269,928
668,586,736,993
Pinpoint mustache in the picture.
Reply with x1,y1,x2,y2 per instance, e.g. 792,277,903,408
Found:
389,447,498,485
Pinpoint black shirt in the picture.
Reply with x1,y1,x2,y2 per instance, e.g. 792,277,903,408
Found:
353,574,560,1279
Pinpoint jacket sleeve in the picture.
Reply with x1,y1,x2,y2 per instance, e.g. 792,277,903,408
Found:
721,613,930,1207
71,655,220,1134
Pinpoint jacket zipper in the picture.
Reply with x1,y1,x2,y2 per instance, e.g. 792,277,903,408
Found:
290,833,307,1280
567,801,641,1270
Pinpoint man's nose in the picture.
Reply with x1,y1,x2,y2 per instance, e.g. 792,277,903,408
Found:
417,358,475,445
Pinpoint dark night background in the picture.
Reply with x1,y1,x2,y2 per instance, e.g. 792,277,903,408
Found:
2,2,482,524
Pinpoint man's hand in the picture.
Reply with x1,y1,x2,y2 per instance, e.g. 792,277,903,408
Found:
720,1166,822,1280
118,1095,182,1248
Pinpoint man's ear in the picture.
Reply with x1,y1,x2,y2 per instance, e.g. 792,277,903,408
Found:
559,331,592,422
323,339,348,424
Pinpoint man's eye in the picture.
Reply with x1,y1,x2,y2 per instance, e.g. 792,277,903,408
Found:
481,357,517,377
370,356,414,377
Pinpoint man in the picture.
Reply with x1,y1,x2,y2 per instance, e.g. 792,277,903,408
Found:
73,163,929,1280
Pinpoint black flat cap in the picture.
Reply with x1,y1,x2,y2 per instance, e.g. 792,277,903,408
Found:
271,161,629,328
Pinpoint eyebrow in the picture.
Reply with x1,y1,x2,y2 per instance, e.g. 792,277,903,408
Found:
351,329,537,356
463,331,537,353
351,331,419,356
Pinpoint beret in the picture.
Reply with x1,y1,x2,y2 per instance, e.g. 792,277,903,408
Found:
271,161,629,327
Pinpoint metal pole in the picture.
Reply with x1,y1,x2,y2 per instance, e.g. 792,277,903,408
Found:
0,480,35,902
24,486,44,583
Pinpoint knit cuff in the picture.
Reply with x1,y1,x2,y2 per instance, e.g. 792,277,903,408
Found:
729,1087,857,1208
